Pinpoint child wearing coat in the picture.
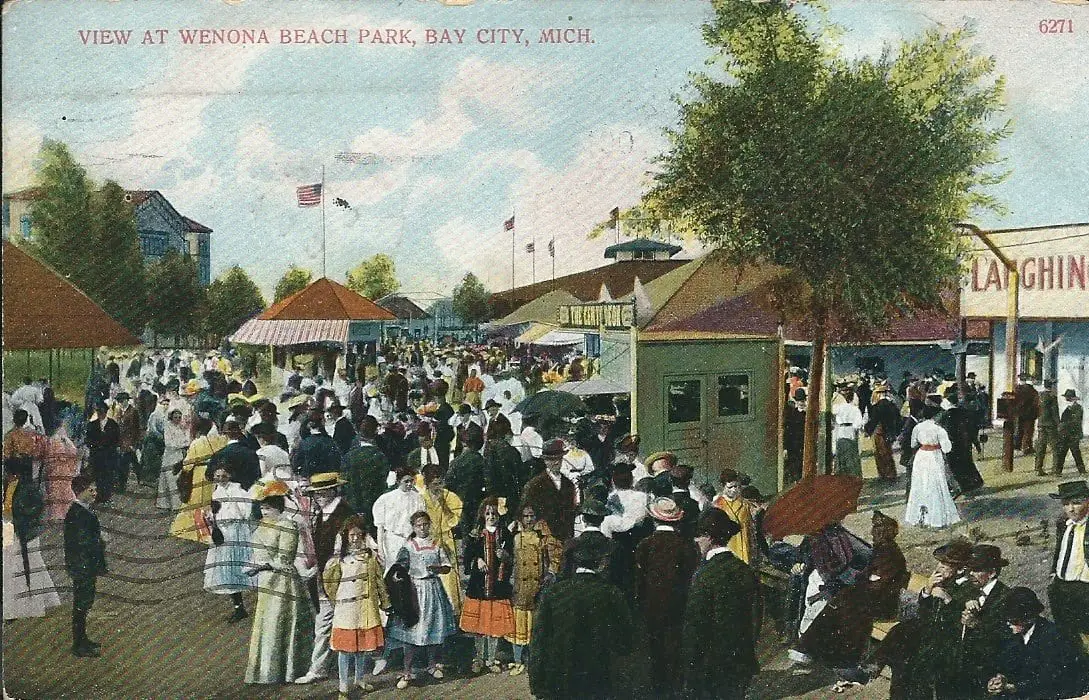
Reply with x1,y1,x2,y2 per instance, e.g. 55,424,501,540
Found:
460,496,516,674
323,515,390,698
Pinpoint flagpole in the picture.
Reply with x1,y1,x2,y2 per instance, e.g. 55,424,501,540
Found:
531,234,536,284
551,241,555,291
321,165,327,278
510,217,515,291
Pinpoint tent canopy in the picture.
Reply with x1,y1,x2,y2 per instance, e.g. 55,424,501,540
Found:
552,376,630,396
2,241,141,350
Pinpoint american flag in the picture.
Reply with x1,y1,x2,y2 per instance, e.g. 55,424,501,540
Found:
548,239,555,257
296,183,322,207
503,215,515,231
525,242,535,253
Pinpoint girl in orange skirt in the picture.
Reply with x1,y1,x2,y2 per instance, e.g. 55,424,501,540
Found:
323,515,390,698
460,496,516,674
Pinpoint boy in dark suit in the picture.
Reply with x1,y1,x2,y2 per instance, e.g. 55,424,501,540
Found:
64,473,108,657
988,587,1089,699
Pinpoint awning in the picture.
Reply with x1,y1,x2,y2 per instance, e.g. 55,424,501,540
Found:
534,330,585,347
515,322,558,345
552,376,630,396
231,319,350,346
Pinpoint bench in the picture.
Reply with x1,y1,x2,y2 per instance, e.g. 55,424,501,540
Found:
871,572,929,641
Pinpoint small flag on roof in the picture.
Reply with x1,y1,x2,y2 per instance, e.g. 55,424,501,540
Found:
525,242,535,253
297,183,322,207
548,239,555,257
503,215,515,231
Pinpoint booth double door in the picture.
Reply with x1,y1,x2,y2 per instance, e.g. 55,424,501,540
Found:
662,369,773,493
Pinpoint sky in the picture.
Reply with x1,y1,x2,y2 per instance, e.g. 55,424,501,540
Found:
3,0,1087,304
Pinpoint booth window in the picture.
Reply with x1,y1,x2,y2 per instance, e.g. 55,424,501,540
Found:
1020,343,1043,382
717,373,751,417
667,379,701,424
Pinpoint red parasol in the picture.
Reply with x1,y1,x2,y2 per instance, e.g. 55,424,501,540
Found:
762,475,864,541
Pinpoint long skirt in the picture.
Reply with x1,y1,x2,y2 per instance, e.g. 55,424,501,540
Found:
171,465,213,543
2,532,62,620
157,446,185,511
904,451,961,529
245,569,315,684
873,427,898,480
834,439,862,477
507,607,533,646
204,521,255,594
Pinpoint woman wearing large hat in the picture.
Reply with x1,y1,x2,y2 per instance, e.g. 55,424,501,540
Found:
244,481,316,684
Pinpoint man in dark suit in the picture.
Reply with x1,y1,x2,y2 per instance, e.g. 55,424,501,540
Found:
292,408,342,479
558,499,613,578
431,380,455,470
635,497,701,697
942,388,985,496
681,509,759,700
453,403,484,458
1035,379,1060,476
988,587,1089,699
64,474,107,657
1012,374,1040,454
113,392,140,494
207,418,261,490
956,544,1013,699
1048,480,1089,653
1054,389,1085,475
86,400,121,503
340,415,390,517
327,403,355,454
529,535,635,700
251,401,290,452
522,440,578,542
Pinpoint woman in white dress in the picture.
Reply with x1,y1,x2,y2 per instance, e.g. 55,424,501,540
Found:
372,468,425,572
904,403,961,529
157,409,189,510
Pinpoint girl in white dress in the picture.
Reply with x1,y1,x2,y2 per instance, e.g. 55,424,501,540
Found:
372,468,425,571
904,404,961,529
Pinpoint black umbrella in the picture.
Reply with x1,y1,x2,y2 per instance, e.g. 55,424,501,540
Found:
514,390,588,419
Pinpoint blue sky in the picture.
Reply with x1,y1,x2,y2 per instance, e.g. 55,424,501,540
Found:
3,0,1086,301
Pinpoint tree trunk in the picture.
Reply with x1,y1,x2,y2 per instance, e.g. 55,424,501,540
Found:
802,313,829,478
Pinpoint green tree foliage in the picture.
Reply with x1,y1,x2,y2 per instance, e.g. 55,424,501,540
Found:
451,272,493,326
28,140,149,332
273,265,313,303
146,249,205,339
346,253,401,300
647,0,1008,476
204,265,265,340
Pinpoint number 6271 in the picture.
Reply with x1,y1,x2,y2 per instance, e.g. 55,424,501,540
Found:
1038,19,1074,33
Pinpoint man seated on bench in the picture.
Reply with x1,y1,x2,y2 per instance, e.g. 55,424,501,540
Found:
790,511,908,677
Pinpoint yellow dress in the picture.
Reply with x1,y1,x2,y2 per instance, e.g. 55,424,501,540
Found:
170,434,228,543
713,495,755,564
420,486,463,615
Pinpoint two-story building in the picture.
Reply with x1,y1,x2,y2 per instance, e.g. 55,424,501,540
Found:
2,187,213,285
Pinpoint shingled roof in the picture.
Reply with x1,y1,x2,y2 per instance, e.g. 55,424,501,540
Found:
259,277,397,321
2,241,141,349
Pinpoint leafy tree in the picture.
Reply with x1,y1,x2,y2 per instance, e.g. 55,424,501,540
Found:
646,1,1008,477
452,272,493,327
91,181,149,332
274,265,313,303
205,265,265,340
346,253,401,300
29,141,148,332
145,249,205,340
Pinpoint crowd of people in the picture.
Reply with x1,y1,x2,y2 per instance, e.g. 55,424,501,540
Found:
4,342,1089,698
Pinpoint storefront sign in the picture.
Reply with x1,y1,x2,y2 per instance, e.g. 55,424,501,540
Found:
558,301,635,329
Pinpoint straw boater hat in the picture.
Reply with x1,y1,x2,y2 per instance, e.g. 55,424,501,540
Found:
647,497,684,522
304,472,346,492
254,480,291,501
286,394,310,410
644,451,677,470
182,379,202,396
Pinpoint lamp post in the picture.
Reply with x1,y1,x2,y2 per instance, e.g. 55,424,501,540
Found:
958,222,1018,472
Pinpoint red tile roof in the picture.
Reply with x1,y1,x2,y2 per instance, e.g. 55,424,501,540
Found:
2,241,141,349
259,277,397,321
